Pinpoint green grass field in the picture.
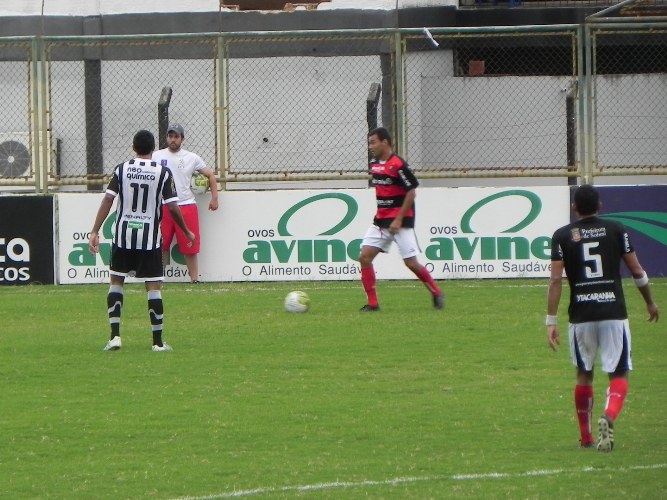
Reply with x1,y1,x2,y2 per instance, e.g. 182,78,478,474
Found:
1,278,666,499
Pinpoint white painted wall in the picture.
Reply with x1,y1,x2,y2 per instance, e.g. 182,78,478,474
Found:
44,58,216,178
0,0,457,16
595,75,667,167
227,55,382,174
406,50,572,170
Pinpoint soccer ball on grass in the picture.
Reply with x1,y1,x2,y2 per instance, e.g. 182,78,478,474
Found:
284,291,310,313
190,172,210,195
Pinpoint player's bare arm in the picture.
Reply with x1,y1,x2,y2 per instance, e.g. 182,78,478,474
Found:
201,167,219,211
622,252,659,322
88,194,115,254
546,260,564,351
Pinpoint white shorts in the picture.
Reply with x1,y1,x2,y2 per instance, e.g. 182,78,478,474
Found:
568,319,632,373
362,225,420,259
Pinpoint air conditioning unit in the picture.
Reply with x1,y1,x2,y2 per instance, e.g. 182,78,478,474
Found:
0,132,60,182
0,132,32,179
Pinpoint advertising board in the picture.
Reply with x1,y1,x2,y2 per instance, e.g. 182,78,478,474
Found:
0,195,54,285
596,185,667,278
57,187,569,283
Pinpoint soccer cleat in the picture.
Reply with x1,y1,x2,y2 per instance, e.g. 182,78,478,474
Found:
596,414,614,452
360,304,380,312
152,343,173,352
579,440,595,449
433,294,444,310
103,336,122,351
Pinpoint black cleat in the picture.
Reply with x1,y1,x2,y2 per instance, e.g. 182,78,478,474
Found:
433,294,444,310
360,304,380,312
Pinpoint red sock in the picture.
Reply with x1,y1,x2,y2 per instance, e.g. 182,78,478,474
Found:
604,378,628,421
361,266,378,307
415,266,441,296
574,385,594,444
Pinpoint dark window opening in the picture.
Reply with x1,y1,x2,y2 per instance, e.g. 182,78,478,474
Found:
595,44,667,75
453,46,574,77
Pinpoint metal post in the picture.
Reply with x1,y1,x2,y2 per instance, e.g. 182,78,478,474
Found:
380,53,394,139
29,37,42,193
84,59,103,191
584,24,597,184
366,82,381,164
393,30,407,157
38,39,50,193
158,86,172,150
216,35,229,190
366,82,381,132
576,25,586,186
566,86,577,186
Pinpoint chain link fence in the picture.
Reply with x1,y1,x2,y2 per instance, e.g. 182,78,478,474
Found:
223,32,393,181
0,39,33,186
45,36,218,188
589,26,667,175
0,20,665,191
403,28,579,178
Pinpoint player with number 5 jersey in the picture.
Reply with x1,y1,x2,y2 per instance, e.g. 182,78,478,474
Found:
546,184,659,452
552,208,633,323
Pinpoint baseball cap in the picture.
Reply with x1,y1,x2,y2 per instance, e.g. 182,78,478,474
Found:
167,123,185,137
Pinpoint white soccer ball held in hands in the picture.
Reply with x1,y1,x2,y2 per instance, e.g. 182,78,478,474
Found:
190,172,210,195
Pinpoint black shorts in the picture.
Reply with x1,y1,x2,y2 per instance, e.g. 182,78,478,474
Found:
110,245,164,281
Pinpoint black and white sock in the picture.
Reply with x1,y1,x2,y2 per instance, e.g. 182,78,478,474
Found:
147,289,164,347
107,284,124,340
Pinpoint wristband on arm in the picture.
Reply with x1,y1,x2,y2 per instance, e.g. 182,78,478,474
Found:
634,272,649,287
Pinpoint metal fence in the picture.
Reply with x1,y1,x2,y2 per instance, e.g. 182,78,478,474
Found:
459,0,663,7
587,25,667,175
0,38,33,186
0,20,665,192
222,32,393,180
42,36,218,190
402,26,579,178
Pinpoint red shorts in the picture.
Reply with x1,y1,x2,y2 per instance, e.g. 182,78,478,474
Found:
161,204,200,254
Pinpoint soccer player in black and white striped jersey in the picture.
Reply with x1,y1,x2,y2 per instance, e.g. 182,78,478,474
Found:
89,130,194,352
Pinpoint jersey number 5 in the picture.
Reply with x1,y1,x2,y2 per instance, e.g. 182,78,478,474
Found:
582,242,603,278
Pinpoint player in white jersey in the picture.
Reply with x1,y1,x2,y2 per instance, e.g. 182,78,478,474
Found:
89,130,194,352
152,123,219,283
546,184,659,451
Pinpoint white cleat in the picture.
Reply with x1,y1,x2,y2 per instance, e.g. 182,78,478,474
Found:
103,336,122,351
152,343,173,352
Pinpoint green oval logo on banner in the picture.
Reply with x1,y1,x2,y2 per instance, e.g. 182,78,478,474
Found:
461,190,542,233
278,193,359,237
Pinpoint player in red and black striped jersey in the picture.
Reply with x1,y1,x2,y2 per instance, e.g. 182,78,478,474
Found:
358,127,443,312
546,184,658,451
89,130,194,352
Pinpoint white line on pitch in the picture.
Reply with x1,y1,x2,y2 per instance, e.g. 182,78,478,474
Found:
170,463,667,500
